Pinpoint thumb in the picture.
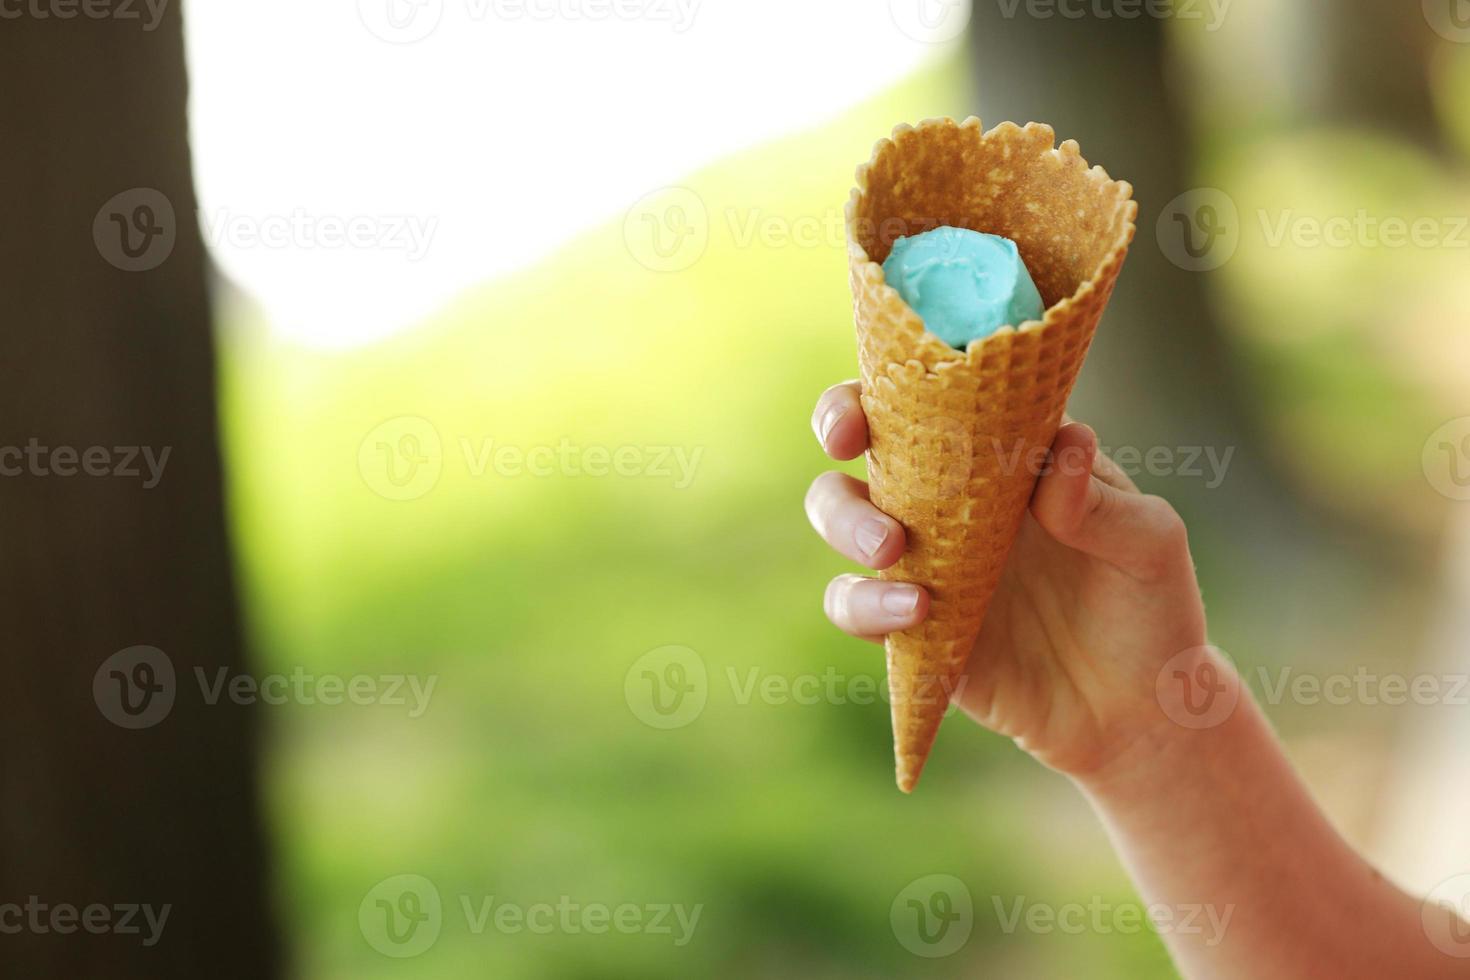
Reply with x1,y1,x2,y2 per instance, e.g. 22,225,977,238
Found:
1029,422,1189,581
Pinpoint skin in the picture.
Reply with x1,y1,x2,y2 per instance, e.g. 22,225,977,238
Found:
806,379,1470,979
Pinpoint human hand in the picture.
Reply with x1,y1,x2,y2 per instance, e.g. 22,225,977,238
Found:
806,380,1209,777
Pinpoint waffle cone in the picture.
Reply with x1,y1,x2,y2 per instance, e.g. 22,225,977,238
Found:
845,118,1137,792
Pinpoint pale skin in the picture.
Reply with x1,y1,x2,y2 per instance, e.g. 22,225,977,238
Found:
806,379,1470,979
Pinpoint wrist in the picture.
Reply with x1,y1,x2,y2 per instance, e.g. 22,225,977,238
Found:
1071,645,1256,802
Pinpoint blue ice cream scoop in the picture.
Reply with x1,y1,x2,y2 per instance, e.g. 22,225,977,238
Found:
881,226,1045,349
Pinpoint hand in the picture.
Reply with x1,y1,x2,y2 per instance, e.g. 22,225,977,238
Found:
806,380,1209,777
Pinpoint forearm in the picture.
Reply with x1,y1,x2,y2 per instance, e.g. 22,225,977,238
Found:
1075,649,1465,979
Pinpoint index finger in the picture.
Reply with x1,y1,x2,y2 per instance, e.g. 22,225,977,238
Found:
811,380,868,461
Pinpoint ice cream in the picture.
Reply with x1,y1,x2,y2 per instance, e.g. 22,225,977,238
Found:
880,226,1045,349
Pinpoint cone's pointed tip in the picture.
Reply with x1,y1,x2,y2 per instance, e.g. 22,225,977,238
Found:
896,774,918,794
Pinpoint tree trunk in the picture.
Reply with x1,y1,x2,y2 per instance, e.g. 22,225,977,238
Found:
0,8,280,978
1311,0,1443,147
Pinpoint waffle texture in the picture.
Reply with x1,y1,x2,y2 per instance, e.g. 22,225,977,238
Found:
845,118,1137,792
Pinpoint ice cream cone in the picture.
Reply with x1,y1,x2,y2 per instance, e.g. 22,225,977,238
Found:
845,117,1137,792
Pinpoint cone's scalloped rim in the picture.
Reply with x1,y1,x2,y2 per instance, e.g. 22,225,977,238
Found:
845,116,1138,372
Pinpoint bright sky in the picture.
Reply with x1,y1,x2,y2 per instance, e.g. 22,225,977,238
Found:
182,0,971,348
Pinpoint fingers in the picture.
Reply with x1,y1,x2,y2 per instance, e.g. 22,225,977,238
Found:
811,380,868,460
804,472,905,569
824,573,928,642
1030,422,1189,581
810,381,919,644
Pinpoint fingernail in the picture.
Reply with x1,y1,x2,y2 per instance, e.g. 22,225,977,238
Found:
854,518,888,558
881,585,920,616
817,405,846,447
